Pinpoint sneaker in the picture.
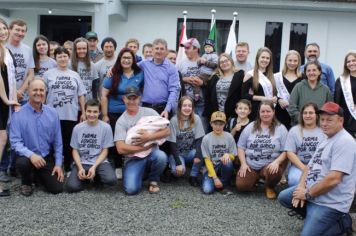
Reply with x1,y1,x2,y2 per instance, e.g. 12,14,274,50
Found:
265,187,277,199
189,176,200,187
219,188,233,196
0,171,11,183
115,168,122,180
20,185,33,197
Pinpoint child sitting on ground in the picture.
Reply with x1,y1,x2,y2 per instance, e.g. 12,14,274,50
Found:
201,111,237,195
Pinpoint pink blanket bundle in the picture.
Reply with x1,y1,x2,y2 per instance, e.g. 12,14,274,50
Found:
125,116,170,158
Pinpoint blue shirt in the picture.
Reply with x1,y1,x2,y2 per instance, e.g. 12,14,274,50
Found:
102,71,144,114
301,62,335,95
138,58,180,112
10,103,63,166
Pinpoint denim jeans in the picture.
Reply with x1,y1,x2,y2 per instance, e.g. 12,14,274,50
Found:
287,165,303,187
278,186,352,236
194,103,208,133
202,161,234,194
123,148,167,195
169,149,202,177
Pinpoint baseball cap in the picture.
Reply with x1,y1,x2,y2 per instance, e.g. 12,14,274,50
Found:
180,38,201,49
85,31,98,40
124,87,141,97
204,39,215,47
210,111,226,123
318,102,344,117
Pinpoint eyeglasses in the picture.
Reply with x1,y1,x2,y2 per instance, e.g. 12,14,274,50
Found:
122,56,133,60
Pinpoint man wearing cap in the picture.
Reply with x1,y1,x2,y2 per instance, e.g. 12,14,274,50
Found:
139,38,179,119
85,31,104,63
278,102,356,235
178,38,206,117
235,42,252,72
115,86,169,195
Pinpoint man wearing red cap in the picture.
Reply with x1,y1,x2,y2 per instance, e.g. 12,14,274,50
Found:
278,102,356,235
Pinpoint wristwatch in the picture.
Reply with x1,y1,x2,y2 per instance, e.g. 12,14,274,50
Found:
305,190,314,201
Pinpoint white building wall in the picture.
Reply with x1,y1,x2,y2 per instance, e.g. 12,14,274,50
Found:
1,3,356,76
109,4,356,76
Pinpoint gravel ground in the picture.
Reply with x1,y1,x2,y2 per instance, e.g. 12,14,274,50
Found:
0,178,303,236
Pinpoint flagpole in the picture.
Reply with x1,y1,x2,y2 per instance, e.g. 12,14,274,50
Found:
176,10,188,66
225,11,238,58
210,9,216,30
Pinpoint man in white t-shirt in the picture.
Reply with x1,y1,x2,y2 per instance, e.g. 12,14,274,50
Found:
278,102,356,236
234,42,252,72
6,19,34,103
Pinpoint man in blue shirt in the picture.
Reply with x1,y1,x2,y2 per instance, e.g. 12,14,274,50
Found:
10,79,64,196
301,43,335,95
139,38,180,119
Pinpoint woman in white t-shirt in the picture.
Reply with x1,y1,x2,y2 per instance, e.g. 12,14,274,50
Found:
284,102,325,187
70,37,99,101
32,35,56,77
167,96,205,187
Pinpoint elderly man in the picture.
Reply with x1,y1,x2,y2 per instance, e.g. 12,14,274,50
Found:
301,43,335,95
115,87,169,195
278,102,356,236
10,79,64,196
139,38,180,119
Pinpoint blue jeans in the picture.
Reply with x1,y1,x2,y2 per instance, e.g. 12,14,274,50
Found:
278,186,352,236
287,165,303,187
169,149,202,177
123,148,167,195
202,161,234,194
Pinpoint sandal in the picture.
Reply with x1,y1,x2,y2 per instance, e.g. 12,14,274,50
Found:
148,182,160,194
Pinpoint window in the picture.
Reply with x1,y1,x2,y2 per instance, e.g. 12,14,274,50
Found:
176,18,239,54
289,23,308,65
40,15,92,44
264,22,283,73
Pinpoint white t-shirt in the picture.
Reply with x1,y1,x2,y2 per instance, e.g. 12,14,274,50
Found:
306,129,356,213
43,68,87,121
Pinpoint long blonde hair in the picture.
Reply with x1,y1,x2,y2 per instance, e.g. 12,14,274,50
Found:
342,51,356,77
214,53,237,78
71,37,91,72
252,47,275,94
282,50,302,78
0,18,8,69
177,96,195,130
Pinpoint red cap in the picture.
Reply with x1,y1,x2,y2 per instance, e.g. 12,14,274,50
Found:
318,102,344,117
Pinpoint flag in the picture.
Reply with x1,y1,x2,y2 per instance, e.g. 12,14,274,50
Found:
225,14,237,60
176,13,188,66
208,16,217,51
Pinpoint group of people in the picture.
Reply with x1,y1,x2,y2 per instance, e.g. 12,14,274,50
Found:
1,17,356,235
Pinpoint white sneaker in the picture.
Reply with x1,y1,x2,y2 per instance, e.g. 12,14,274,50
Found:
115,168,122,180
